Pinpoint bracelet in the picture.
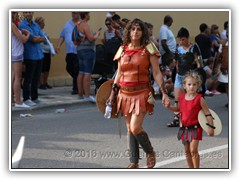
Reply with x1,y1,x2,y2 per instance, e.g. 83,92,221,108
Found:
159,84,168,94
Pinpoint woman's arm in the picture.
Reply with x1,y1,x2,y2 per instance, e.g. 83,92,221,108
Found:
150,55,170,107
12,23,30,43
82,22,100,42
108,61,121,105
150,55,166,92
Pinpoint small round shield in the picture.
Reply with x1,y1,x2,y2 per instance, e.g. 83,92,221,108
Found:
96,79,118,119
198,109,222,136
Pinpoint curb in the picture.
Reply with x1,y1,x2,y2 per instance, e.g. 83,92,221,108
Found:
11,100,97,117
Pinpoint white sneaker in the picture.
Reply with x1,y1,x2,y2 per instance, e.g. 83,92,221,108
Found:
32,99,44,104
83,96,96,103
15,103,30,108
23,99,37,106
204,90,214,96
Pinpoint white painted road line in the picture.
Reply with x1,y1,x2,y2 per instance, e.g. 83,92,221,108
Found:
141,144,228,168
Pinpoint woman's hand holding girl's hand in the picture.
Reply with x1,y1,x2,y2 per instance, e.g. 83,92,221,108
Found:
162,94,170,108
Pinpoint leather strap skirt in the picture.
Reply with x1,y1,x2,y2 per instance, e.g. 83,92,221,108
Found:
117,86,154,116
177,124,203,145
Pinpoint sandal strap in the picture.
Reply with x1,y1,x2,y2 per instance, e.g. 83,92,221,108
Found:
167,119,179,127
147,151,156,168
174,114,180,120
127,163,139,168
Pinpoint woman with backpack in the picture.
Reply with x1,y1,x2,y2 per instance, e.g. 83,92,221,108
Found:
76,12,101,102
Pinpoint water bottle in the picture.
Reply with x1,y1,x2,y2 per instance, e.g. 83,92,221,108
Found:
104,103,112,119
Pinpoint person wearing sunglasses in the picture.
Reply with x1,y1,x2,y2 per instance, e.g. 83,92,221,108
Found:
102,18,115,44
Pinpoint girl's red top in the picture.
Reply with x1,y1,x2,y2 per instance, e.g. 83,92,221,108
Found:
179,93,203,127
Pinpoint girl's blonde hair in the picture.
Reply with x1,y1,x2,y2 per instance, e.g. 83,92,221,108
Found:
183,71,202,91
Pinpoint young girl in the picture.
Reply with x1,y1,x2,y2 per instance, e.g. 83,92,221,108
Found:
166,71,214,168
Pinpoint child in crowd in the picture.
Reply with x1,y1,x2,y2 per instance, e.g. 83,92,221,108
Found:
203,57,220,96
166,71,214,168
153,65,174,97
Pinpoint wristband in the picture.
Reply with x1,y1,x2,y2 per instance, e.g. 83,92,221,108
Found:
206,123,216,129
205,114,215,119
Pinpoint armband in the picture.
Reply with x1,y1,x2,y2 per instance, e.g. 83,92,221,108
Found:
205,114,215,119
206,123,216,129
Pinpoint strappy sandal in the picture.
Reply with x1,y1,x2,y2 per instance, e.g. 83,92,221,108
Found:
167,114,180,127
127,163,139,168
147,151,156,168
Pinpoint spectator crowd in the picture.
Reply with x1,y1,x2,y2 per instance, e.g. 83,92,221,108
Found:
11,11,229,114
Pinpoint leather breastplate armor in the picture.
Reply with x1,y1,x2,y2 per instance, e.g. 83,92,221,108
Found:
114,43,160,83
119,50,150,82
176,52,195,75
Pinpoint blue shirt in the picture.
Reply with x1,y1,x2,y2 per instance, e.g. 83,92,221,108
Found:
210,34,221,55
59,19,77,54
19,19,44,60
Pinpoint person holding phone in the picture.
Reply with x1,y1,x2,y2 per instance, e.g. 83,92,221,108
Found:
76,12,101,102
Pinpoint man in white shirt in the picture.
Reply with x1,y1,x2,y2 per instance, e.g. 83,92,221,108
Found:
159,15,176,66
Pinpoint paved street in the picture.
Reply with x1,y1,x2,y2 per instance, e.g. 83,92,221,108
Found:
11,86,229,169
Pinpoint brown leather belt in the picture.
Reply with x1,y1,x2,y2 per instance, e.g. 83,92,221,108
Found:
120,84,149,92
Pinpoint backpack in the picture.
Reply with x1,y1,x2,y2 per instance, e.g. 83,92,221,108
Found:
72,21,85,46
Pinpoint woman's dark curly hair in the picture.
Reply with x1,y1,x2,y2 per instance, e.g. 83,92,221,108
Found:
122,18,149,46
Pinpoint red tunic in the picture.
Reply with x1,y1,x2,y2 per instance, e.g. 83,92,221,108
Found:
179,93,203,126
178,93,203,142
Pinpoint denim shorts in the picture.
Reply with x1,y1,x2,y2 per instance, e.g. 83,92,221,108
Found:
77,49,96,74
12,54,24,63
174,73,185,88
